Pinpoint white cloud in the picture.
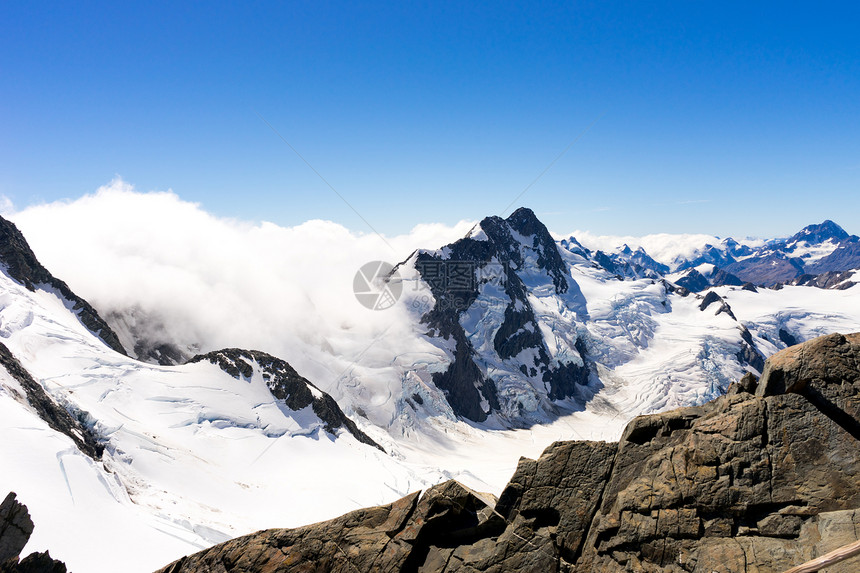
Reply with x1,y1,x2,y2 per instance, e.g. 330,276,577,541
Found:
0,195,14,216
11,178,476,388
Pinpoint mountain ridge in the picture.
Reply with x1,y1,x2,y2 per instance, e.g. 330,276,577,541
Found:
0,215,127,356
187,348,383,451
578,219,860,288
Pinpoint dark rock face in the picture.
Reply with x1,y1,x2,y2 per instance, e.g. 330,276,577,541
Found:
807,241,860,275
778,328,799,347
0,494,32,564
0,342,103,459
0,216,127,356
738,326,765,373
676,269,710,293
698,291,736,320
676,268,743,293
187,349,383,451
724,253,806,286
429,330,500,423
159,332,860,573
708,267,743,288
591,246,669,280
414,207,588,423
788,219,850,244
0,493,66,573
788,269,859,290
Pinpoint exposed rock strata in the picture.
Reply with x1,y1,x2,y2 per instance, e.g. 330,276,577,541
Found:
0,493,66,573
158,333,860,573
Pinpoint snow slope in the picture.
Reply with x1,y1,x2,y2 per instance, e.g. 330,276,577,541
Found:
0,269,433,572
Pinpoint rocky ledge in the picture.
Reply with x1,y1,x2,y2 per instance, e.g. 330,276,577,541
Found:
0,493,66,573
157,332,860,572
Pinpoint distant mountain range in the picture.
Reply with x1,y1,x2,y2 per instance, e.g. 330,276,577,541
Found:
568,219,860,291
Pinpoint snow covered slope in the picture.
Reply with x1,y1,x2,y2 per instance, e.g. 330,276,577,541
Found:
0,228,436,571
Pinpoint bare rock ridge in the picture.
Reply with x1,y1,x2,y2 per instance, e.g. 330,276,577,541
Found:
0,215,127,356
157,332,860,573
0,342,103,459
187,348,384,452
0,493,66,573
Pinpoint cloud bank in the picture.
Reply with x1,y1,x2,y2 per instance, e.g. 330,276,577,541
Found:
11,179,475,387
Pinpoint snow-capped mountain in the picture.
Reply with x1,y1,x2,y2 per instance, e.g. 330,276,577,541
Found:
3,207,860,572
672,265,744,293
571,219,860,287
405,207,591,425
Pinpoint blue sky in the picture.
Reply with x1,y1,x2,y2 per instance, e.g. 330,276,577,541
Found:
2,2,859,238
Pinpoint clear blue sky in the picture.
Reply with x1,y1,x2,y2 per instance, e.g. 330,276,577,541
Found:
2,2,859,238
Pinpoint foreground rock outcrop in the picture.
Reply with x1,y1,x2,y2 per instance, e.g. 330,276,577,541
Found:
0,493,66,573
157,333,860,573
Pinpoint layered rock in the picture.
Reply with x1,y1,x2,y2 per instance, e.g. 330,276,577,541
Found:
157,333,860,572
0,493,66,573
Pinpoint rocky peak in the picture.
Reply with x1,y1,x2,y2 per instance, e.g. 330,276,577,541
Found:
676,268,709,292
413,208,588,424
0,216,127,356
187,349,383,451
477,207,569,294
789,219,850,244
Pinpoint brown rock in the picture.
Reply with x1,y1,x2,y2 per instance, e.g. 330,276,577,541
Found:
0,493,67,573
0,493,33,564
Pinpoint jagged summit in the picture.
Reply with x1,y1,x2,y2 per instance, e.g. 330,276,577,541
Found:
0,215,127,356
789,219,850,244
439,207,569,295
410,207,590,424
